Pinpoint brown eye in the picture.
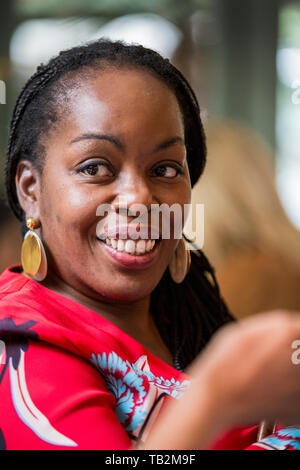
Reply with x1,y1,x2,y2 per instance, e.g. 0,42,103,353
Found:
154,164,182,178
79,161,113,177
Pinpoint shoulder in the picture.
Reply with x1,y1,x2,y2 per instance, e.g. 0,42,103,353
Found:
0,267,44,345
0,267,122,368
0,266,29,299
0,337,132,449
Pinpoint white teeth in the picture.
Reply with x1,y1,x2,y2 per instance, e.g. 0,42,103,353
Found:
125,240,135,254
136,240,146,254
102,237,157,255
117,240,125,251
146,240,152,252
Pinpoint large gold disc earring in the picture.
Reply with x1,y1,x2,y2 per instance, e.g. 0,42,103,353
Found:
21,217,48,281
168,237,191,284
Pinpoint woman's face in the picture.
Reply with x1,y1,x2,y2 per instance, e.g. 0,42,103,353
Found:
31,67,191,301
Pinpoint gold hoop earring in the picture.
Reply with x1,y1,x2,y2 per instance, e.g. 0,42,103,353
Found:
21,217,48,281
168,237,191,284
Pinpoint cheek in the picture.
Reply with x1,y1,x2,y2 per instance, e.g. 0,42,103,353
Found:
159,180,191,233
39,176,99,240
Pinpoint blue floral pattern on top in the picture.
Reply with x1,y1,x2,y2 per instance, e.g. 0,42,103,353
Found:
261,426,300,450
91,351,190,438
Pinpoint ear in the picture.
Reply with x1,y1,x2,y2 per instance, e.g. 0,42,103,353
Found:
15,159,41,226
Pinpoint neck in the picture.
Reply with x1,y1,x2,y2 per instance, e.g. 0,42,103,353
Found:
41,267,148,325
38,268,174,367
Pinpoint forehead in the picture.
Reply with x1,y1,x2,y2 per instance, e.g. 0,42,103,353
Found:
57,66,184,140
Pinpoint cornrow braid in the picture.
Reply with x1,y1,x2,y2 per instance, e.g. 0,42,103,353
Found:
5,38,234,371
7,65,57,156
7,47,93,160
6,57,82,221
6,66,58,221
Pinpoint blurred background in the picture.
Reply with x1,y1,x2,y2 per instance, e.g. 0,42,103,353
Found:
1,0,300,318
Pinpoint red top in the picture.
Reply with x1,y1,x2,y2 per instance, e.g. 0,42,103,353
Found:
0,266,298,450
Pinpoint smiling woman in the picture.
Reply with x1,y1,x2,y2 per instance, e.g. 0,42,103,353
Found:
0,39,300,451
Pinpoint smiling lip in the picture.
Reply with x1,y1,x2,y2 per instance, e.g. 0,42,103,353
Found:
97,238,160,270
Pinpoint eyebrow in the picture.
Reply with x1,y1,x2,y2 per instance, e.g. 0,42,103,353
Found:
69,133,185,152
154,136,185,152
70,133,124,150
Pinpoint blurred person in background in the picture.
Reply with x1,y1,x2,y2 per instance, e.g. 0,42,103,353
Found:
191,122,300,319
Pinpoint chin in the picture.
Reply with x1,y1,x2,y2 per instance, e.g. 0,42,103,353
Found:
105,293,143,301
99,290,148,302
93,282,154,302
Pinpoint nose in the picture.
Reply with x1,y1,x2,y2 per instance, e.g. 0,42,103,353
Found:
111,169,155,217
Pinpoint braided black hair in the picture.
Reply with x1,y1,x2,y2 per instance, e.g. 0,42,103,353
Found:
5,38,234,370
